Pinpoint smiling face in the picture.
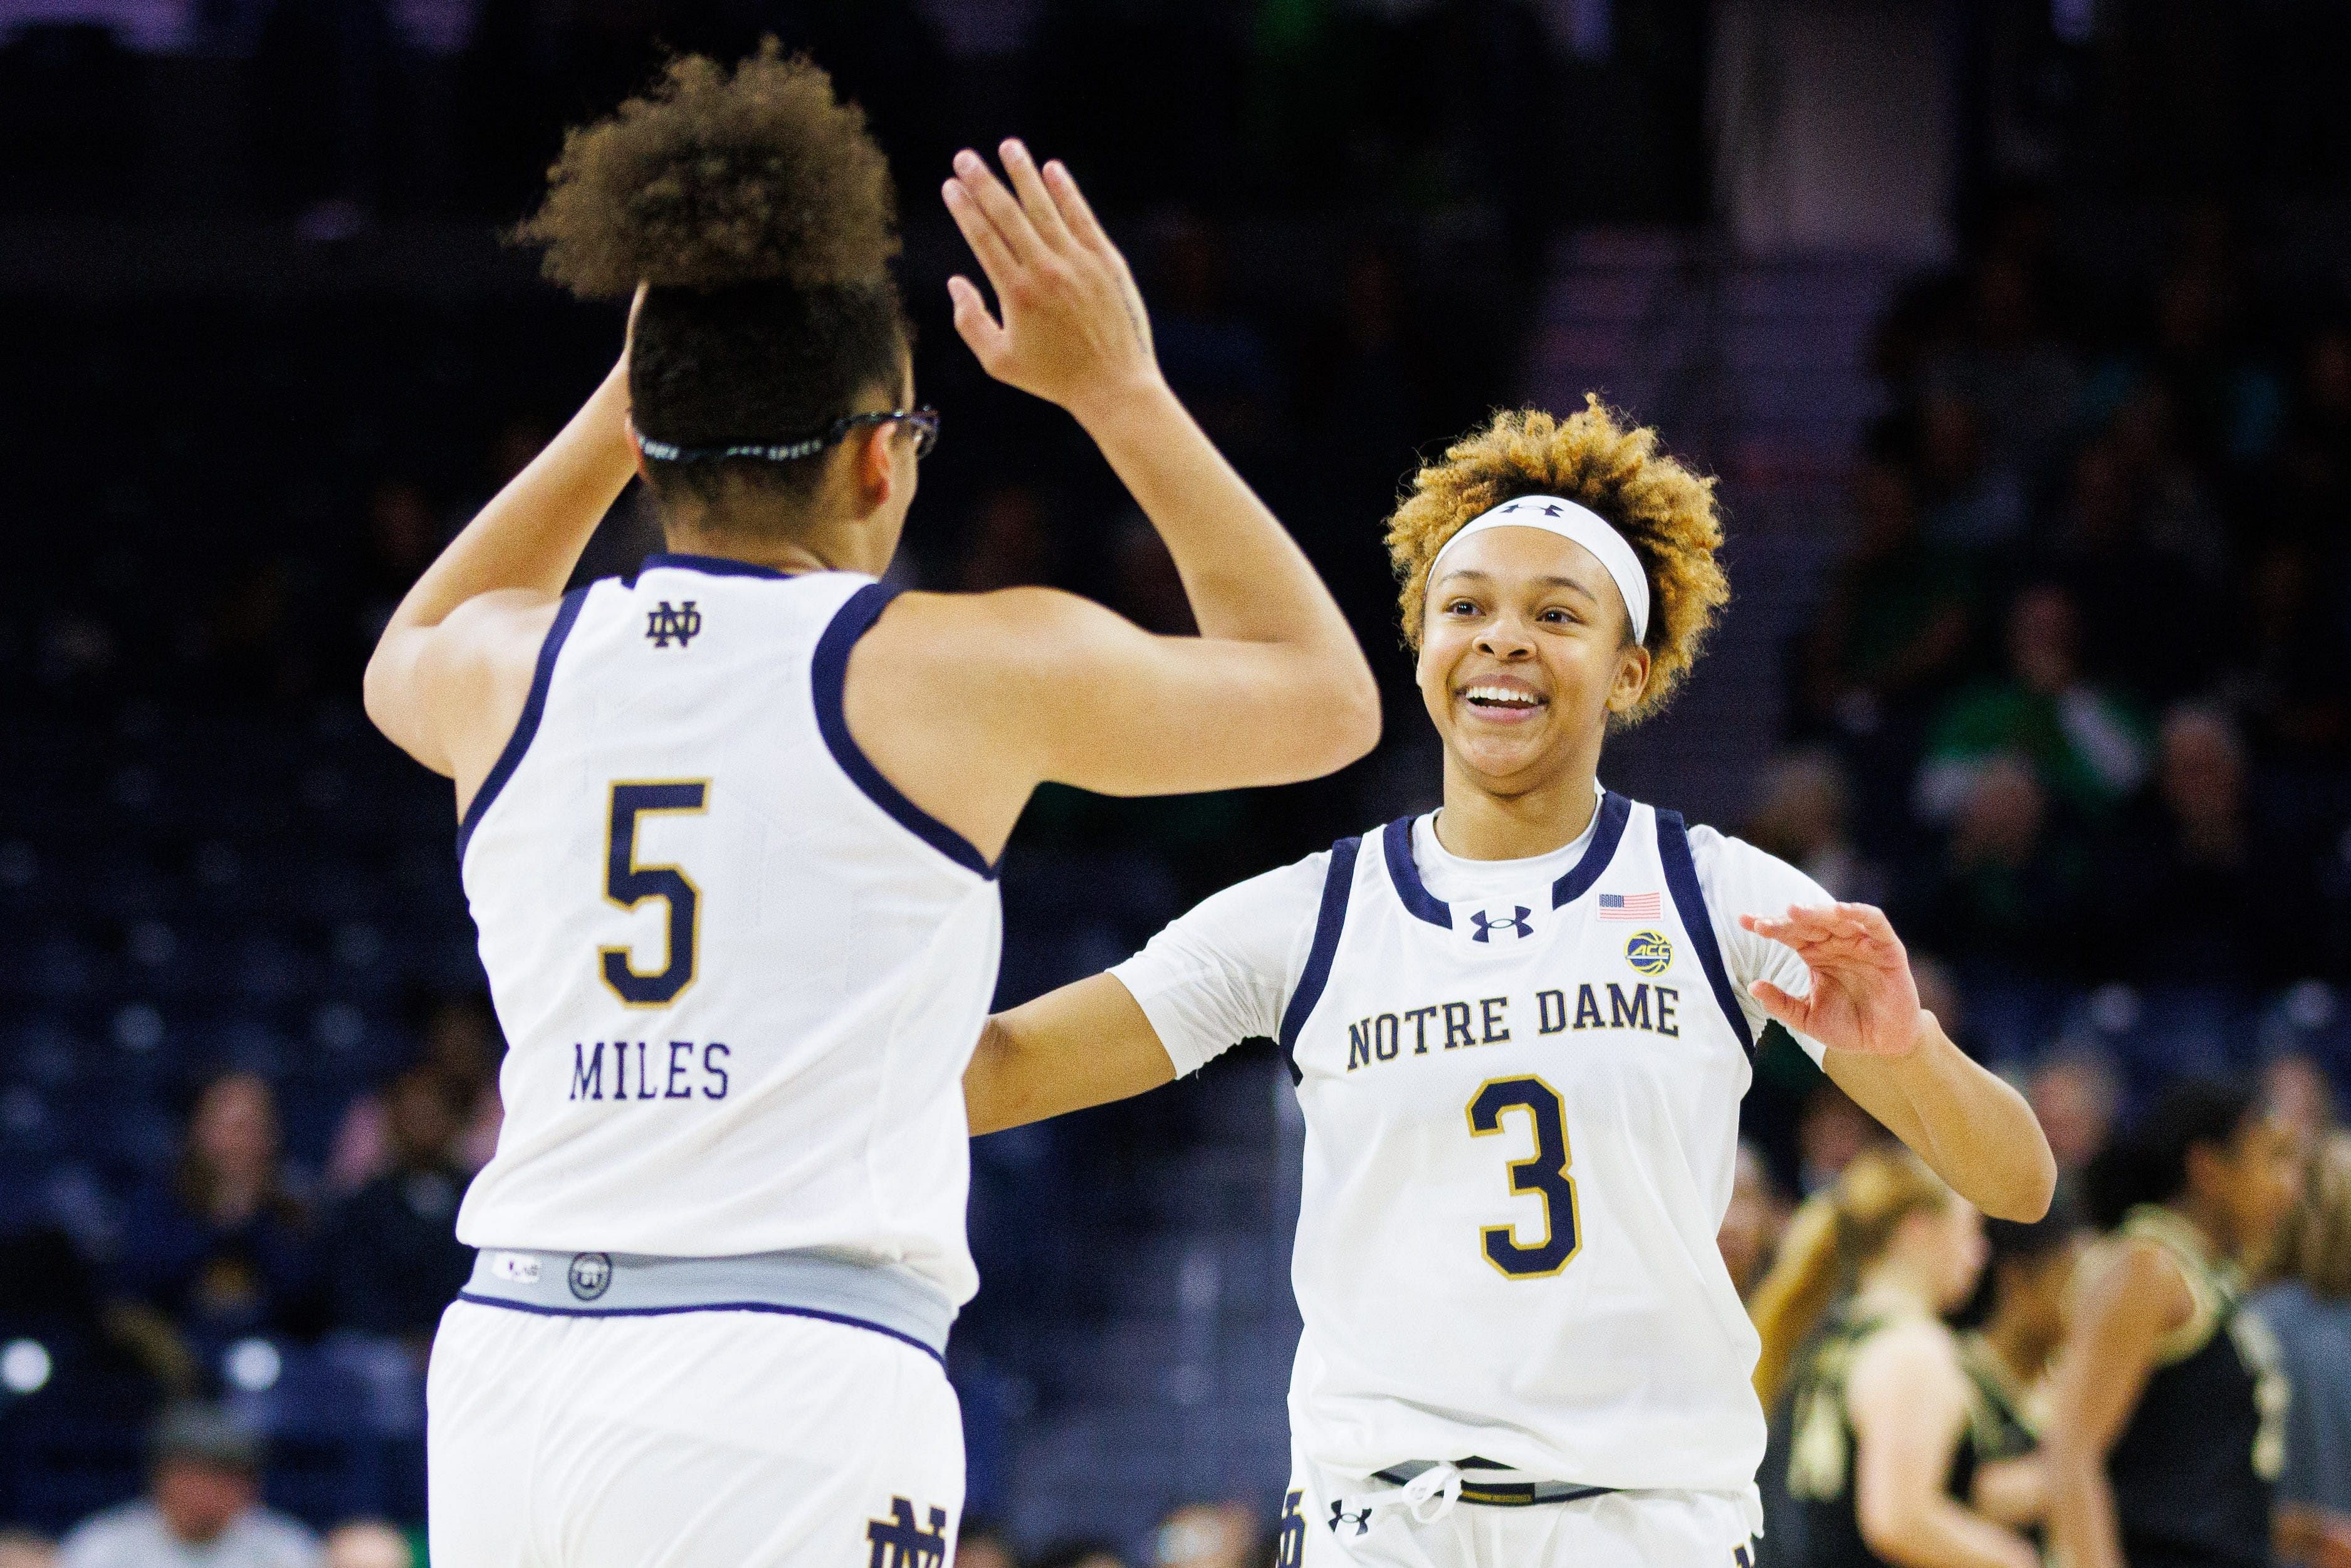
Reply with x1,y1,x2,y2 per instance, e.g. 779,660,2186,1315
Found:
1415,525,1652,797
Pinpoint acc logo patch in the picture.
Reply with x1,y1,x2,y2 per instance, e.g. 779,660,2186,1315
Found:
1625,930,1673,976
567,1252,613,1301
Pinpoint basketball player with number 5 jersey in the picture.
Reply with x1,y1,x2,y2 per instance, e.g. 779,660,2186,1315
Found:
967,402,2057,1565
361,48,1378,1568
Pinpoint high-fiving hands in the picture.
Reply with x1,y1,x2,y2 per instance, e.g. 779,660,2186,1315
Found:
1740,902,1929,1058
941,140,1161,427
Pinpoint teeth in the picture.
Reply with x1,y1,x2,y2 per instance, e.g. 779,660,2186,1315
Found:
1464,686,1541,706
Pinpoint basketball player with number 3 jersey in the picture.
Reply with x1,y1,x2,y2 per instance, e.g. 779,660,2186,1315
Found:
967,402,2056,1566
362,49,1378,1568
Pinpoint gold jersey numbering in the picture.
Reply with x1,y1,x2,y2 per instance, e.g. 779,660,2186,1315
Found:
1466,1075,1581,1278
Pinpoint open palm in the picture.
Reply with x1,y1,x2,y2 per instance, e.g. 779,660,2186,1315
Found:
1738,902,1925,1058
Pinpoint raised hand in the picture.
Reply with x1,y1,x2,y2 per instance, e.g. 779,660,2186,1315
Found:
1739,902,1927,1058
941,140,1160,426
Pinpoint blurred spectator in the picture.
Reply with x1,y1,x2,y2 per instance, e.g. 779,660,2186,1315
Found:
1149,1502,1253,1568
322,1068,477,1344
1032,1543,1124,1568
327,991,502,1193
2268,1054,2342,1157
1910,755,2093,975
115,1073,318,1375
1914,389,2027,550
2278,322,2351,519
1920,249,2080,475
2228,537,2351,767
57,1404,320,1568
2027,1048,2122,1181
2254,1135,2351,1564
318,1522,409,1568
2046,436,2217,703
953,1520,1021,1568
1794,1080,1890,1197
1144,214,1284,464
1720,1141,1789,1300
1742,749,1885,905
954,484,1057,593
0,1533,56,1568
1799,455,1977,740
2094,706,2278,983
1915,584,2149,827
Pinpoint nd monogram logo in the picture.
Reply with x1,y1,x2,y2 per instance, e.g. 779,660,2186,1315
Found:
646,600,702,648
1470,906,1532,943
864,1498,948,1568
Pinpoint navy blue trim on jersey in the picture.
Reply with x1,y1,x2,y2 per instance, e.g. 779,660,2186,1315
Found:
1382,816,1453,928
812,582,998,880
1550,790,1633,909
637,551,792,580
1279,835,1362,1085
1655,808,1756,1059
456,585,590,867
453,1292,945,1366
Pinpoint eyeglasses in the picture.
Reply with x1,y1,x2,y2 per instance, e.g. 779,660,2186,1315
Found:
634,405,941,466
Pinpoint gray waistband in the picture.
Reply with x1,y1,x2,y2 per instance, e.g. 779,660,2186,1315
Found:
459,1248,955,1362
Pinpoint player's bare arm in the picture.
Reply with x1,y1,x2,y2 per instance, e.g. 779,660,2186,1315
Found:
966,973,1175,1137
851,142,1378,863
1846,1322,2041,1568
2040,1238,2193,1568
1742,902,2057,1223
362,321,639,795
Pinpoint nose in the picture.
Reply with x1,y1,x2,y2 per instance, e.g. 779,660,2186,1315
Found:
1474,614,1536,660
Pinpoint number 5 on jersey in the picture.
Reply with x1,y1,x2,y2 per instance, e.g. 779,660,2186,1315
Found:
1467,1075,1581,1279
600,781,708,1007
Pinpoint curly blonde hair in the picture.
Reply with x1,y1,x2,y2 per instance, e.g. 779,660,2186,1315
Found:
1385,398,1729,723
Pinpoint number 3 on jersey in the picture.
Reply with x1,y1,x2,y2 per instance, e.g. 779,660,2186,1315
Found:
600,781,708,1007
1467,1075,1581,1279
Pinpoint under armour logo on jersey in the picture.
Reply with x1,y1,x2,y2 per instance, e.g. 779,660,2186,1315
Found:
864,1498,949,1568
645,600,702,647
1329,1502,1373,1537
1470,906,1533,943
1274,1492,1306,1567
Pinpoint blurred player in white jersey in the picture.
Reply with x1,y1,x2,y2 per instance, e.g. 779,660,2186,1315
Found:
966,401,2056,1566
360,46,1379,1568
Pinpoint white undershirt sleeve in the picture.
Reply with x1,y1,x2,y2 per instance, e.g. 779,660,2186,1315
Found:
1689,825,1838,1066
1107,852,1331,1077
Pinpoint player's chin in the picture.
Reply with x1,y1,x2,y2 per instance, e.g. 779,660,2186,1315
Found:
1443,714,1554,776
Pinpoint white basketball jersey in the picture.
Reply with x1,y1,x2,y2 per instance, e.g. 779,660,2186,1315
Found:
453,555,1002,1305
1280,797,1766,1516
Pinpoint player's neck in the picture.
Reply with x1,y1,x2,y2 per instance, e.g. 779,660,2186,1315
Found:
1432,762,1602,862
662,513,889,578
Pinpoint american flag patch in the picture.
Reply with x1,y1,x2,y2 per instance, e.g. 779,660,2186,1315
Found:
1598,892,1662,921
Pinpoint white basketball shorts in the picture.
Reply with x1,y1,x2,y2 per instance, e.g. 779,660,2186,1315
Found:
1280,1451,1757,1568
427,1299,963,1567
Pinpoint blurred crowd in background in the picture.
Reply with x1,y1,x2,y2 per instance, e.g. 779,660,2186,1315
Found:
3,0,2351,1563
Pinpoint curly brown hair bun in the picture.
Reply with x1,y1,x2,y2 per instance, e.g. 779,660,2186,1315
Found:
1385,397,1730,724
518,41,899,298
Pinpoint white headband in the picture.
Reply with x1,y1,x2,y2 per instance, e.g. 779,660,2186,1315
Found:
1427,496,1651,643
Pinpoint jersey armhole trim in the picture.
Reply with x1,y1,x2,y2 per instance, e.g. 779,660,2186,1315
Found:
1277,835,1361,1085
455,584,590,867
812,582,999,881
1656,808,1757,1061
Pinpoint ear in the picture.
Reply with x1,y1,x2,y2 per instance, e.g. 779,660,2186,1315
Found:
625,422,650,483
1606,642,1653,714
851,424,897,513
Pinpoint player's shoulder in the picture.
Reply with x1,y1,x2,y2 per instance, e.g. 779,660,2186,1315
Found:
1677,818,1829,906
